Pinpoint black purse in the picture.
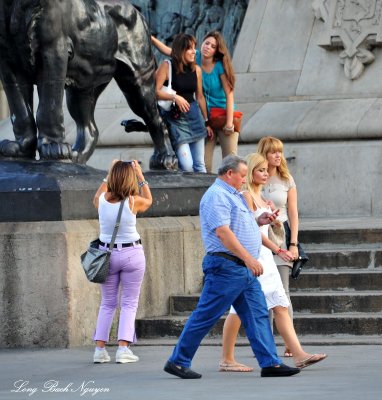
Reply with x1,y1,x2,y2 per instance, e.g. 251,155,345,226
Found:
283,221,309,280
80,200,125,283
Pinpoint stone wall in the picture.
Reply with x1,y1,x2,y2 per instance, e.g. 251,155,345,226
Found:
0,217,204,348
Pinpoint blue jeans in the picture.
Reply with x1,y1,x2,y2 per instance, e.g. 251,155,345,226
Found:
168,254,282,368
176,138,206,172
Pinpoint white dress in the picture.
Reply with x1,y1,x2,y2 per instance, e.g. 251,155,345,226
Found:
230,201,290,312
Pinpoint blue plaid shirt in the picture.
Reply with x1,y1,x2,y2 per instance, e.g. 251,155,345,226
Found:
200,178,261,258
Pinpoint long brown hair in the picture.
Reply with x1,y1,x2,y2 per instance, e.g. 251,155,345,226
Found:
202,31,235,90
172,33,196,74
257,136,291,180
107,161,139,201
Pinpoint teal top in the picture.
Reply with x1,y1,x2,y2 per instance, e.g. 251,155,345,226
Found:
196,50,232,113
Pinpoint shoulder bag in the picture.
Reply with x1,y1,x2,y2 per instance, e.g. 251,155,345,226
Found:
208,107,243,133
158,60,176,112
80,199,125,283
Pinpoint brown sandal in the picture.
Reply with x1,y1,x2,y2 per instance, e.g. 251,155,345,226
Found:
219,362,254,372
296,354,327,369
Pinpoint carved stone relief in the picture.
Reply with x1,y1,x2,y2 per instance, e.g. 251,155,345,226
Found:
313,0,382,80
131,0,248,59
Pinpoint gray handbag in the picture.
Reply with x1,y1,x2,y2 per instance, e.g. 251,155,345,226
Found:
80,200,125,283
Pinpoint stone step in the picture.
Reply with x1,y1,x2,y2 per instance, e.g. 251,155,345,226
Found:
305,249,382,270
290,270,382,291
136,313,382,338
171,291,382,314
169,291,382,315
135,334,382,346
298,225,382,246
289,291,382,313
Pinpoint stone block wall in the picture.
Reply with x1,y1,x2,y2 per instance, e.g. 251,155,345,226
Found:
0,217,204,348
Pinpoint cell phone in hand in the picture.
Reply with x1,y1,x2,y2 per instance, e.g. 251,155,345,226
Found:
271,209,280,218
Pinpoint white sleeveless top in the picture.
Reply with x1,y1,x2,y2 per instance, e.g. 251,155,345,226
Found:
98,193,140,244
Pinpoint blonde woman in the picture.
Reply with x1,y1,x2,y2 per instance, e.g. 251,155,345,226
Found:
220,153,327,372
257,136,303,357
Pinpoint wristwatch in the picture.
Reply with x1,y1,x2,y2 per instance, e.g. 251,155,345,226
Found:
289,242,298,246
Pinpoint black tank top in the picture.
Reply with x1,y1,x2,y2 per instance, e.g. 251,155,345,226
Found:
171,62,197,103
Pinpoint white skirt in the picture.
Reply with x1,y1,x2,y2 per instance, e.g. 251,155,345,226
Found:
230,244,289,313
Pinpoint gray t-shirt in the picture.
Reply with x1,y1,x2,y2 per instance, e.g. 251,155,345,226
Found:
262,174,296,223
262,174,296,266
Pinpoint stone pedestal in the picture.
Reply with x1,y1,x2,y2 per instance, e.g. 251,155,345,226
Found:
0,160,214,347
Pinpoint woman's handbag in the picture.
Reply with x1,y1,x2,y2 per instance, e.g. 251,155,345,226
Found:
80,200,125,283
208,107,243,133
283,221,309,280
158,60,176,112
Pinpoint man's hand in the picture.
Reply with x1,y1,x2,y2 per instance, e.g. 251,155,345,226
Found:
243,256,264,277
257,209,280,226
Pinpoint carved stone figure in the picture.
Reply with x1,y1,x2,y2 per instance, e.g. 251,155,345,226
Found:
313,0,382,80
222,0,247,52
132,0,157,36
158,11,182,45
196,0,225,44
0,0,176,169
182,0,201,36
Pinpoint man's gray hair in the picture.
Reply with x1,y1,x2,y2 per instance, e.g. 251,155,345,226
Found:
217,154,247,176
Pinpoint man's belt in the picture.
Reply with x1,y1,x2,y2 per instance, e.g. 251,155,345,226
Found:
208,252,246,267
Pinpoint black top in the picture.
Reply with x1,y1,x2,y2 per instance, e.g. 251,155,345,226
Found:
171,62,197,103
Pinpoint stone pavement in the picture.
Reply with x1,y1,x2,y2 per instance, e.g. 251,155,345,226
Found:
1,342,381,400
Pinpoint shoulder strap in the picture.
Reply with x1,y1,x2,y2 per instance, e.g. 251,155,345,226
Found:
165,59,172,89
107,199,125,252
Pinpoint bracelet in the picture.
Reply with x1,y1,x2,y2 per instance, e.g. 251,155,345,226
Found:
205,119,209,127
276,248,287,255
289,242,298,247
223,125,234,132
172,94,177,105
138,180,148,187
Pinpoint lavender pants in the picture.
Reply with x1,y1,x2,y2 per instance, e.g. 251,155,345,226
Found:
93,243,146,343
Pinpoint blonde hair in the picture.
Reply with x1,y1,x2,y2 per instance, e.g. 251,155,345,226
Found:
244,153,267,199
257,136,290,180
107,161,138,201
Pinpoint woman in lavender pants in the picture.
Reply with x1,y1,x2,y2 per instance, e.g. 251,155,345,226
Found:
92,160,152,364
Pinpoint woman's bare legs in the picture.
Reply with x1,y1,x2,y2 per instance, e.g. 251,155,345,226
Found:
277,264,293,356
221,308,327,370
96,340,130,348
273,306,326,366
220,313,253,372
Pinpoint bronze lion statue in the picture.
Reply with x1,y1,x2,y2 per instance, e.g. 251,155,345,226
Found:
0,0,176,169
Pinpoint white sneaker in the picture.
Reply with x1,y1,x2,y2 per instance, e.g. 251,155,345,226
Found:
93,348,111,363
116,347,139,363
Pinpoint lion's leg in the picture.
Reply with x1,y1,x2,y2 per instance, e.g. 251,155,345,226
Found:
66,83,108,164
0,69,37,158
35,28,72,160
114,61,177,170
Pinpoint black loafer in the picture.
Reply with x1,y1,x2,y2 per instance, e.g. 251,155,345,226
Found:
261,363,301,377
164,361,202,379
